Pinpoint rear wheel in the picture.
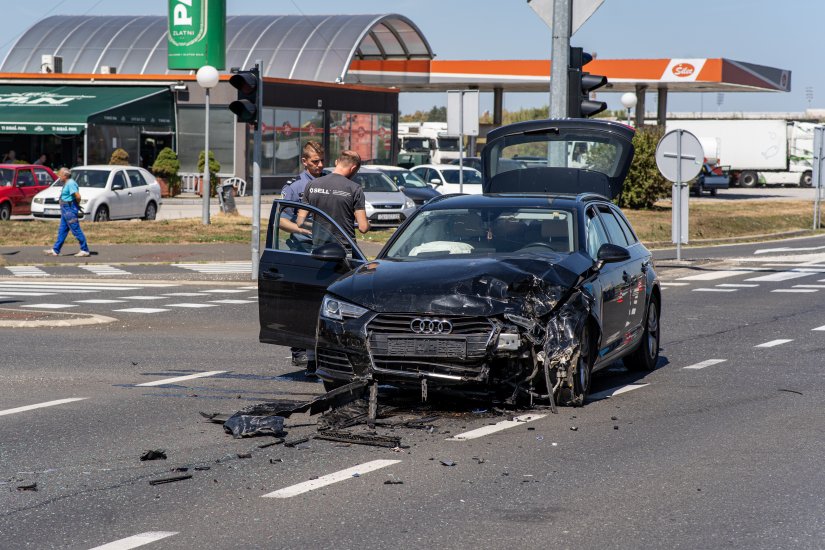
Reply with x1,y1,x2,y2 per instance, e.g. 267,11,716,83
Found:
739,171,758,188
623,295,660,372
94,205,110,222
142,202,157,220
710,187,718,196
0,202,10,221
800,170,813,188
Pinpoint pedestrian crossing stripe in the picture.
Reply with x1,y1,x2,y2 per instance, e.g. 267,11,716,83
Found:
173,262,252,273
79,265,131,276
6,266,49,277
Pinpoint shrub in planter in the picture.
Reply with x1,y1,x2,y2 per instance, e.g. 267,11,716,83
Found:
151,148,181,197
197,150,221,197
109,148,130,166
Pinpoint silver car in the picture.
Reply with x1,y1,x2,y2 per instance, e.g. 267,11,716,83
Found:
325,167,416,227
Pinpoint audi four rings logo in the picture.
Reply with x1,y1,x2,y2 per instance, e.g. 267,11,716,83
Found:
410,317,453,334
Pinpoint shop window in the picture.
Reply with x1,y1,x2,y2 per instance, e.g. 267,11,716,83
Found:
177,107,235,174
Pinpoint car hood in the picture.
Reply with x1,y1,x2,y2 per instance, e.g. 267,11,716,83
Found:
365,191,405,204
35,186,107,200
402,186,440,200
328,252,594,317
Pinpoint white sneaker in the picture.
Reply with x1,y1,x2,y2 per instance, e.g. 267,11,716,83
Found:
74,250,90,257
44,249,58,256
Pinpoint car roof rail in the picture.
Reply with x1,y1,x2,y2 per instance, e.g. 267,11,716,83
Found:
577,192,609,202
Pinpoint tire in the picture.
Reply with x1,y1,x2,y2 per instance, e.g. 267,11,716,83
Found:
0,202,10,221
710,187,718,196
142,202,157,220
697,182,705,196
557,322,593,407
800,170,813,188
623,295,660,372
94,205,110,222
739,171,758,188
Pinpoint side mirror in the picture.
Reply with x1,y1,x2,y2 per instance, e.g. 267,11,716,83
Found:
398,185,405,191
112,183,124,191
594,243,630,270
430,178,441,185
311,242,347,262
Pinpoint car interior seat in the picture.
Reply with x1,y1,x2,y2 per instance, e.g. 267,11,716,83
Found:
491,217,527,252
540,218,571,252
451,212,486,245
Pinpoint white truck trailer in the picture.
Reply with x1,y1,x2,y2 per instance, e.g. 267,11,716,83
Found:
665,119,815,187
398,122,461,164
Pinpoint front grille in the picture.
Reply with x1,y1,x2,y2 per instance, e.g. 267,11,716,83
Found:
44,198,59,205
367,314,494,378
373,203,402,209
317,348,353,373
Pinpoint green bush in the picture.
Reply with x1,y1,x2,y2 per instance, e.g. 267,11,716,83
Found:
151,148,181,194
109,148,130,165
197,150,221,197
617,126,669,209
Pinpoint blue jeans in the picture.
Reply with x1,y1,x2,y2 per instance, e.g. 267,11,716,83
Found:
53,202,89,253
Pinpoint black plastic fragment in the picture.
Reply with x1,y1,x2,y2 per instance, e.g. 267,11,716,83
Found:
140,449,167,461
149,474,192,486
384,480,404,485
315,430,401,449
237,453,252,459
284,437,312,448
258,438,285,449
223,414,285,439
16,481,37,491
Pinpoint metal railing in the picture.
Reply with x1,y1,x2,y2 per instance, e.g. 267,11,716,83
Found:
178,172,245,196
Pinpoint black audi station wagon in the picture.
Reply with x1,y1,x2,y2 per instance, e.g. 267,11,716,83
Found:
259,119,661,406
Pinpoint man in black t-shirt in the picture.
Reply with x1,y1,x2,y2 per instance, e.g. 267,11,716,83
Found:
297,150,370,246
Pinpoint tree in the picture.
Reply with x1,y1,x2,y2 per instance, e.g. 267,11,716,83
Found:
617,126,669,209
197,150,221,197
109,148,130,165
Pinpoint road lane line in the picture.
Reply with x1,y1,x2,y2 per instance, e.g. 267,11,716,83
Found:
692,288,737,292
262,460,401,498
716,283,759,288
677,270,754,281
746,271,818,282
794,284,825,288
136,371,227,387
113,308,169,314
813,325,825,331
75,299,127,304
772,289,818,293
166,303,218,308
0,397,87,417
20,303,76,309
88,531,177,550
588,383,649,400
683,359,727,370
446,414,547,441
209,299,257,304
660,282,688,286
755,339,793,348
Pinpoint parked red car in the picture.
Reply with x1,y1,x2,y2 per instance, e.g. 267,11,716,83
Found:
0,164,57,220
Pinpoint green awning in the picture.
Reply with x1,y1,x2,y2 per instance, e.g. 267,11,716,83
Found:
0,85,174,134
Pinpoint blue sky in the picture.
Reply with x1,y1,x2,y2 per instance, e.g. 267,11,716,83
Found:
2,0,819,115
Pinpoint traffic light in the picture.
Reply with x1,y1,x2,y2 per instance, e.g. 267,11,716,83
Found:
228,67,260,126
567,47,607,118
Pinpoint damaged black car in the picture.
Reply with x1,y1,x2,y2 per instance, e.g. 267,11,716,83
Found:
259,119,661,406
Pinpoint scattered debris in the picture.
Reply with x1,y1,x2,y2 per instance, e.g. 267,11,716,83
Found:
258,438,285,449
140,449,167,461
284,437,312,448
237,453,252,459
269,458,283,464
570,426,578,431
149,474,192,486
315,430,401,449
384,479,404,485
16,481,37,491
194,466,211,471
352,473,361,478
614,425,619,430
778,389,803,396
172,467,189,472
472,457,486,464
223,413,285,439
611,416,618,420
440,460,456,467
536,436,544,441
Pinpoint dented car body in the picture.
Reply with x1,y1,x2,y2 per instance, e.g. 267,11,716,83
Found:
259,119,661,406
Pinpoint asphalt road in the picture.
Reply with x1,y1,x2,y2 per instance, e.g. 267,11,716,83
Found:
2,237,825,549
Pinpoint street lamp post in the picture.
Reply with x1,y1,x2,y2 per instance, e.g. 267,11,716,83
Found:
620,92,637,126
197,65,220,225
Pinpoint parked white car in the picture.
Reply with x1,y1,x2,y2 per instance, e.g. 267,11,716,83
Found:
31,165,162,222
410,164,483,195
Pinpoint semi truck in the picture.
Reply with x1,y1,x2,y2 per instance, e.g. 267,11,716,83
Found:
398,122,461,165
665,119,815,187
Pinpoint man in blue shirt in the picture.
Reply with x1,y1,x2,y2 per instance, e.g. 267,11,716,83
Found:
44,168,90,257
278,140,324,373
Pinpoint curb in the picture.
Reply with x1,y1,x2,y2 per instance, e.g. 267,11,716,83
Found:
0,309,116,328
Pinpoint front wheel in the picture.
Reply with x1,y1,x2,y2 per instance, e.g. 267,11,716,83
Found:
556,323,593,407
739,171,758,188
0,202,10,221
800,170,813,188
94,205,110,222
623,295,660,372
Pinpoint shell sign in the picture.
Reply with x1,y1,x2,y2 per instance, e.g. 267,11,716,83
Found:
671,63,695,77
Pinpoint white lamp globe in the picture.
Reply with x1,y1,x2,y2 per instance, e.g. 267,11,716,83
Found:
620,92,637,110
196,65,220,89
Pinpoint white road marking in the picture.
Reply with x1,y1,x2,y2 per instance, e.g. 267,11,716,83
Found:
119,296,168,300
692,288,738,292
173,262,252,273
755,339,793,348
6,266,49,277
166,303,218,308
161,292,209,297
0,397,87,417
447,414,547,441
202,289,250,294
19,303,76,309
746,270,821,282
88,531,178,550
209,299,257,304
677,270,754,281
80,264,131,276
772,288,818,293
113,308,169,314
755,245,825,254
74,299,128,304
238,285,258,290
588,383,649,400
3,281,175,288
660,282,689,287
0,288,95,294
0,291,57,296
794,284,825,288
136,370,227,387
683,359,727,370
716,283,759,288
813,325,825,331
262,460,401,498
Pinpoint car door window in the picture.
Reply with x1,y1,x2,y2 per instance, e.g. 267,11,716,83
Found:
34,169,54,185
270,201,365,261
111,171,128,189
597,206,630,247
126,169,146,187
610,206,638,244
16,169,35,187
585,207,610,258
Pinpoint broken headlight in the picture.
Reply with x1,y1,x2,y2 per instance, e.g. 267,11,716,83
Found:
321,295,369,321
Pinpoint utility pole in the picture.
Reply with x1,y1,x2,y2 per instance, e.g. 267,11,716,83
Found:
549,0,572,118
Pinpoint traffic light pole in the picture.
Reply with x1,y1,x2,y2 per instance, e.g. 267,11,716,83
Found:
549,0,571,118
251,60,262,280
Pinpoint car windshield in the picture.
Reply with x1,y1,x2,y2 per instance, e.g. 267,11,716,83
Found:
384,206,576,260
438,137,460,151
0,168,13,186
352,171,400,193
488,134,625,179
383,169,429,188
71,169,110,188
442,169,482,184
403,137,430,152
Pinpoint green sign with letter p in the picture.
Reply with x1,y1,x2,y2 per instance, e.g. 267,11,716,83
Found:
167,0,225,70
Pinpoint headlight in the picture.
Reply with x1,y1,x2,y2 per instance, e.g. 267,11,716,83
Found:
33,197,44,204
321,295,368,321
404,197,415,209
79,199,89,206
